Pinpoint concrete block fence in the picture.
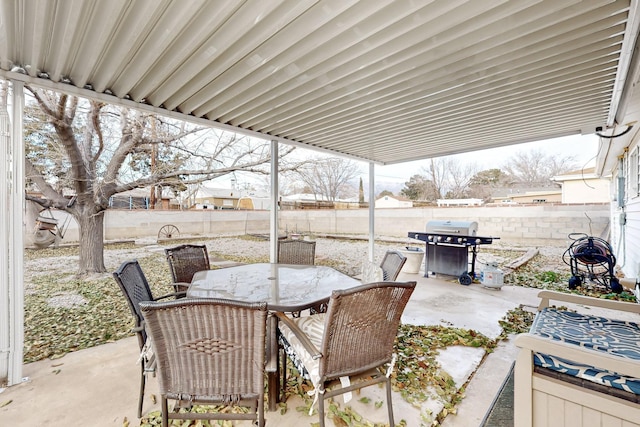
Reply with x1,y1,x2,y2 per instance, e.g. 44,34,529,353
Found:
279,204,610,247
29,203,611,248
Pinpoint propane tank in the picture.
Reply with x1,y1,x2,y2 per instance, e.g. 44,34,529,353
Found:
481,262,504,289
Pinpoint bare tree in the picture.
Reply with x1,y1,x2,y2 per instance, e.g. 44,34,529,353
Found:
24,87,295,274
502,148,577,185
420,157,478,199
426,158,445,199
444,160,479,198
294,157,360,201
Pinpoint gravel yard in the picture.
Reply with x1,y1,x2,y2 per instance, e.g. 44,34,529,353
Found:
22,234,600,365
25,234,567,284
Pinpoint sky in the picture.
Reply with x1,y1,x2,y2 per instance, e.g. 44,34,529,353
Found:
223,132,601,192
372,133,600,184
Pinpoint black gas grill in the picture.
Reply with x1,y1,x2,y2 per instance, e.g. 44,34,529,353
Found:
408,220,498,285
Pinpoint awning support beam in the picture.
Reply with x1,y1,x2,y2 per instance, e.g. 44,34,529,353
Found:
0,79,25,386
368,162,375,262
269,140,279,263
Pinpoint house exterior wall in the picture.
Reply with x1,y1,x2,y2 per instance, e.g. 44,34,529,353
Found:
619,195,640,279
560,178,610,204
494,191,562,204
608,136,640,280
375,196,412,208
193,196,239,209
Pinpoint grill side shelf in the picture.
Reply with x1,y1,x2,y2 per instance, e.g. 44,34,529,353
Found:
408,232,497,245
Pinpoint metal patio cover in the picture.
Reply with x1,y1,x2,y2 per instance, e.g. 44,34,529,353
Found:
1,0,639,164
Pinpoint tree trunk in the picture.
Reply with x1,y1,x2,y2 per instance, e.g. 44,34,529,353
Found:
76,210,106,274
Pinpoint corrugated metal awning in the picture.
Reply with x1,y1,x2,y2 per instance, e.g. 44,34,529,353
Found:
1,0,639,164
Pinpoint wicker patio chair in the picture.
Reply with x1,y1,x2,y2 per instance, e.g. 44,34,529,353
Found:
277,239,318,315
140,298,268,427
164,244,210,293
278,239,316,265
380,250,407,281
277,281,417,427
112,259,185,418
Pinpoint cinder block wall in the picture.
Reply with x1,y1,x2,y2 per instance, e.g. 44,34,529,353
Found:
278,204,610,246
103,209,271,240
36,203,610,248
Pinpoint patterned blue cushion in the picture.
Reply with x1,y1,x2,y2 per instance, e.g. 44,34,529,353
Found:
530,308,640,395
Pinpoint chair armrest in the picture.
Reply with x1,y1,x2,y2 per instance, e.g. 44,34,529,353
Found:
153,291,187,301
275,312,322,360
537,290,640,314
515,333,640,378
171,282,190,292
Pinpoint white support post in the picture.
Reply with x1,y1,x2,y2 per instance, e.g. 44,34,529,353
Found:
368,162,375,262
269,141,279,263
0,80,24,386
0,80,9,385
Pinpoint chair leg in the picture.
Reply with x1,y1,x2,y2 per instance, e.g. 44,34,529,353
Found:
385,377,395,426
258,395,265,427
161,396,169,427
138,363,145,418
318,394,325,427
280,348,288,402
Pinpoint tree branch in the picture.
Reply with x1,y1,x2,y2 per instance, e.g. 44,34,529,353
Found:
89,100,105,162
25,159,68,208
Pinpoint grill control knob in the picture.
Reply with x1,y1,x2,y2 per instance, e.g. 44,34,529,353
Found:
446,236,452,242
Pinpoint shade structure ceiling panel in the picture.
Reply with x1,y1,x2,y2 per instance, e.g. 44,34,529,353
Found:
1,0,639,165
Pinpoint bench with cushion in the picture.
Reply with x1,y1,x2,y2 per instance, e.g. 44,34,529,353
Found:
514,290,640,426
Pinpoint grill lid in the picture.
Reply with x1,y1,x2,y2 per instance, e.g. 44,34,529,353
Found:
426,220,478,236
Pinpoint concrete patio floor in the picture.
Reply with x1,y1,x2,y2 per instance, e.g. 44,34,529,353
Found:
0,270,545,426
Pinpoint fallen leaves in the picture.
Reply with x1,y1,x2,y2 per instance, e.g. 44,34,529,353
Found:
393,324,495,408
23,244,176,363
498,305,536,338
279,323,495,426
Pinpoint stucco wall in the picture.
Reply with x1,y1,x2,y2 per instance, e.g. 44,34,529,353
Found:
34,204,611,248
561,179,611,203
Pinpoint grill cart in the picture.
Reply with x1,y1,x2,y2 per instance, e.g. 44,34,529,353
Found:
408,220,498,285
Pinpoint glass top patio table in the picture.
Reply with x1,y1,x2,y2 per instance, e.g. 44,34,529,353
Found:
188,263,361,311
